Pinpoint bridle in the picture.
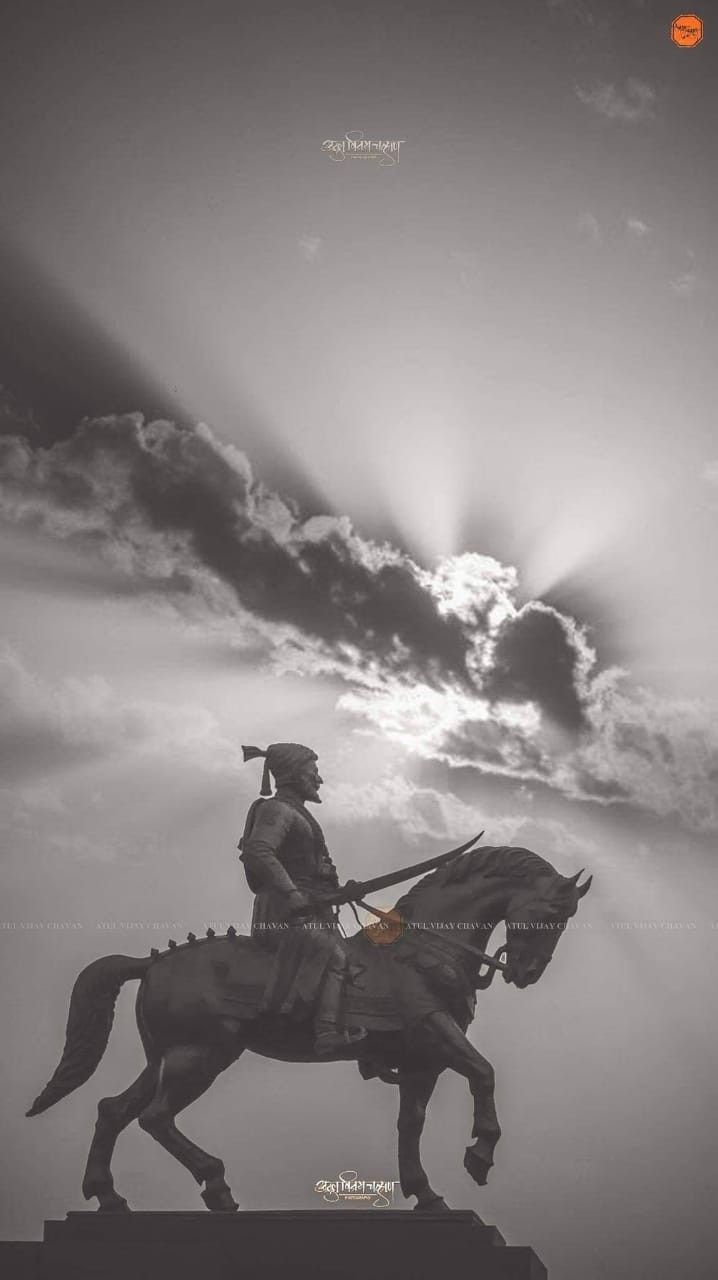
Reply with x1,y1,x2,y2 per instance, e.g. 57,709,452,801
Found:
350,898,508,991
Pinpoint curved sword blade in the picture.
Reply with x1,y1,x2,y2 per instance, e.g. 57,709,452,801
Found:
329,831,485,905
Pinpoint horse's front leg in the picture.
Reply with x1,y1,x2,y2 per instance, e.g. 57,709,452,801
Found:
397,1066,446,1211
420,1011,501,1187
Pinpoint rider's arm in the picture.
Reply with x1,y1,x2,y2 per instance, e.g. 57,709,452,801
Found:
240,799,301,898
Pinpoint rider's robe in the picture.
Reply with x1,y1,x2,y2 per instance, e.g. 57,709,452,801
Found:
238,788,344,1017
239,787,340,929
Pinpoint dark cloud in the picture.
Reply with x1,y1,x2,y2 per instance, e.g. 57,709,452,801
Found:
486,603,588,729
443,718,550,776
134,455,469,683
3,412,718,832
0,385,42,444
0,415,475,687
569,768,630,802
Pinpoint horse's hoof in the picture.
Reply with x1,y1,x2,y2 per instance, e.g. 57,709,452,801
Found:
97,1196,131,1213
464,1144,493,1186
201,1185,239,1212
414,1196,451,1214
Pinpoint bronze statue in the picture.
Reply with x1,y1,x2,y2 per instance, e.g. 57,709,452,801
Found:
25,749,592,1216
238,742,368,1055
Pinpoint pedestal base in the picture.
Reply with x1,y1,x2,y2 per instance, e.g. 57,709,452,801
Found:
1,1210,547,1280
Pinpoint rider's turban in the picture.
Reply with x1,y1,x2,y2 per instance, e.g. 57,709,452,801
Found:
242,743,318,796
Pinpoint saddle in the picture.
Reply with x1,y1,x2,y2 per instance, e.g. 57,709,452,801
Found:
205,928,474,1034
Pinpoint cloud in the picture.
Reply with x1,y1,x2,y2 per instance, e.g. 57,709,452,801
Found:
298,234,322,263
331,774,596,860
702,461,718,489
339,667,718,833
579,213,652,247
2,413,718,833
1,386,42,443
0,647,241,784
572,672,718,830
575,78,656,122
670,271,698,298
668,249,702,298
485,603,593,730
0,415,479,689
626,216,650,238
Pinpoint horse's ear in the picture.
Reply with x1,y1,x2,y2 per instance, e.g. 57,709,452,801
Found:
576,874,593,898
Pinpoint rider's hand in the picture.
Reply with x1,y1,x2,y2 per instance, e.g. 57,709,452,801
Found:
339,879,363,902
286,889,311,916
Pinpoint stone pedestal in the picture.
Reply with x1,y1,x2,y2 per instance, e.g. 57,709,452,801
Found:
1,1210,547,1280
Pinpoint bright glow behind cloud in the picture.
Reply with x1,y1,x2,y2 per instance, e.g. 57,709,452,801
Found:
2,412,718,834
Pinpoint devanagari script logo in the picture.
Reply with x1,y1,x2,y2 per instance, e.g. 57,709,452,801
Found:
314,1169,398,1208
322,131,405,166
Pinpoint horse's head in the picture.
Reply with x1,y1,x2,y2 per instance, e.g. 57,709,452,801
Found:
502,868,592,989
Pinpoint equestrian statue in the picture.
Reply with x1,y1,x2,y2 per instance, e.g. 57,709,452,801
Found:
26,739,592,1215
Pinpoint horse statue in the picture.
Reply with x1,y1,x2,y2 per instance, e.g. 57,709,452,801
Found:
26,844,592,1214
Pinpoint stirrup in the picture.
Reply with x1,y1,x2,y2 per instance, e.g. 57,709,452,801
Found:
314,1027,368,1055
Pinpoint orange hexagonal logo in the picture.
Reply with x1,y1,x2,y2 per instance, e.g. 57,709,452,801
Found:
362,906,404,945
671,14,703,46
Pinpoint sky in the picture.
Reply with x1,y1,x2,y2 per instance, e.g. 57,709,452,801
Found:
1,2,717,1278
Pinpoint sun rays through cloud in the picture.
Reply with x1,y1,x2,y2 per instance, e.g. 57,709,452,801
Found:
11,222,653,588
2,403,718,840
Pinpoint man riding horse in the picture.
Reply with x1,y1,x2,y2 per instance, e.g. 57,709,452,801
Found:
238,741,367,1056
26,768,593,1214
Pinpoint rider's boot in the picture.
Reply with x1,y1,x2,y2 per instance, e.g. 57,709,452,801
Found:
313,958,367,1055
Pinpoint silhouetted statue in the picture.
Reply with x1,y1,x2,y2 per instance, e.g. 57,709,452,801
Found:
238,742,367,1055
26,743,592,1215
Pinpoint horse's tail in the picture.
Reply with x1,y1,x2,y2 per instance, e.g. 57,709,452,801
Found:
25,953,152,1117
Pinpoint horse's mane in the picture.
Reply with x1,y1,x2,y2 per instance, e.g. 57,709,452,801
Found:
393,844,561,920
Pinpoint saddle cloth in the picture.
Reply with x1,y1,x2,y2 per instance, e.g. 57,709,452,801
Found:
189,929,477,1033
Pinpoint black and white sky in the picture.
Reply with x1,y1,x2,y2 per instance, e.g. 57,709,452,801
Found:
1,3,717,1278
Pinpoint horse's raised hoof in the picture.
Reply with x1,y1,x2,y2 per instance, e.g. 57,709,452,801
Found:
464,1142,493,1186
201,1182,239,1212
414,1195,451,1214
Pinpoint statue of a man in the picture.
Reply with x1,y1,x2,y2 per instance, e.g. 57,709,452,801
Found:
238,742,367,1056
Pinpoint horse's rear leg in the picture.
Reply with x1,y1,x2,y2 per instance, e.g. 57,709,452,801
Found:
397,1067,445,1211
82,1063,158,1211
138,1041,242,1212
